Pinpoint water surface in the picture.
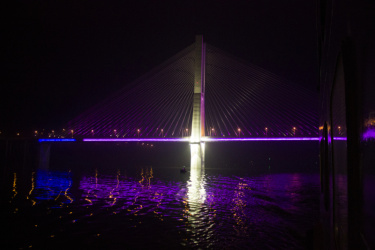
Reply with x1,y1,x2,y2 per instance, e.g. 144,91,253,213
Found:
3,142,319,249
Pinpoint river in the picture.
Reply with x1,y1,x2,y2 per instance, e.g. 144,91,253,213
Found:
2,141,319,249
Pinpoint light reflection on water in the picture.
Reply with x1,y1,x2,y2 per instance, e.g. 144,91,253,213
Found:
6,163,319,249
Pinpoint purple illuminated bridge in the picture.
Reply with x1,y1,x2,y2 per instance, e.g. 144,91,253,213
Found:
42,36,327,143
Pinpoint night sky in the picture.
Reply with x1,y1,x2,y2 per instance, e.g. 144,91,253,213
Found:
2,0,317,134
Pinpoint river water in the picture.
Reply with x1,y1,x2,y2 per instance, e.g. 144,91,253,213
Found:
2,141,319,249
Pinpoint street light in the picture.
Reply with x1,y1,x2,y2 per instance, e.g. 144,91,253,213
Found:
338,126,341,135
293,127,296,135
265,127,268,136
237,128,241,137
211,128,215,136
185,128,188,136
137,129,140,138
161,129,164,137
71,129,74,138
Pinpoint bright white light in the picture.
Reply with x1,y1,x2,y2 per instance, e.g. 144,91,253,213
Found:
190,137,200,143
190,144,201,166
188,144,206,204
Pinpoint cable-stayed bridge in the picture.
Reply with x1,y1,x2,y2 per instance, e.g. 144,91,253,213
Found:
47,36,318,144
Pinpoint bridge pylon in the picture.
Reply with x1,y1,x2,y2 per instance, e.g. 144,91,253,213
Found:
190,35,206,163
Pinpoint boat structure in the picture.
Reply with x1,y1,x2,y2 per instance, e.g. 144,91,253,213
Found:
180,166,187,173
317,0,375,248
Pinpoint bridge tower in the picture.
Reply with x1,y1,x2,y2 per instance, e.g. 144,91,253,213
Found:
190,35,205,164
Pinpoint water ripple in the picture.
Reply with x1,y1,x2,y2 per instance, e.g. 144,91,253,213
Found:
7,168,319,249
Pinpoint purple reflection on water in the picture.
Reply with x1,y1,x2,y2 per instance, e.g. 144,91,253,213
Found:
23,167,319,249
77,170,318,214
79,168,185,215
75,168,319,248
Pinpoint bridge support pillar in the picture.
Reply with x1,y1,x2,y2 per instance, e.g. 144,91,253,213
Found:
191,35,205,143
39,143,51,170
190,143,205,169
190,35,205,167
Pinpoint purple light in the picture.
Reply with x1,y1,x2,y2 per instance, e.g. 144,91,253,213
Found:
333,137,347,141
39,139,76,142
202,137,320,142
363,128,375,140
82,137,322,142
83,138,190,142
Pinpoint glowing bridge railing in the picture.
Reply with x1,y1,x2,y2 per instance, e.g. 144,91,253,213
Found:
38,137,349,143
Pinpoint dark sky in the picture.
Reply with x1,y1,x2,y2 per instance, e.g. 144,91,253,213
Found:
2,0,317,133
